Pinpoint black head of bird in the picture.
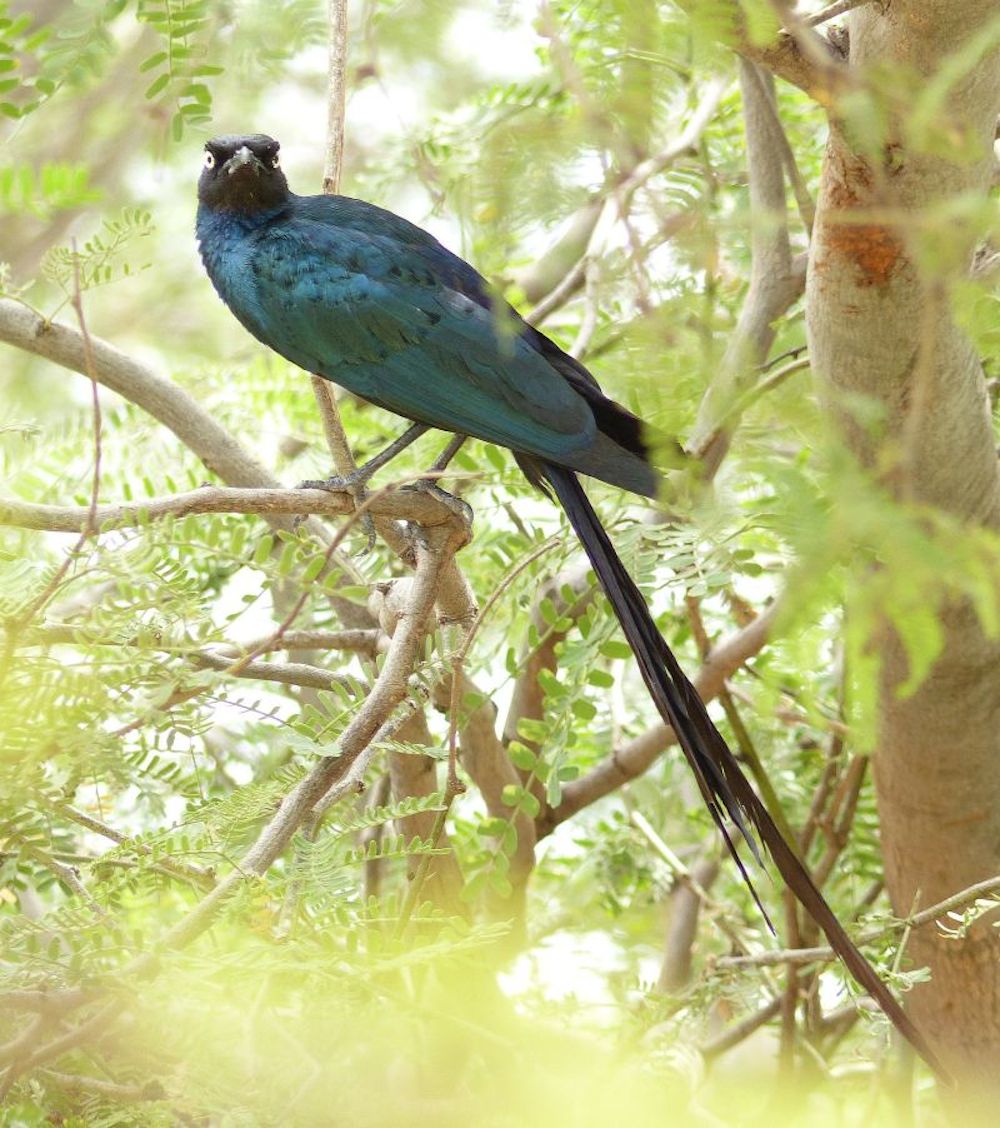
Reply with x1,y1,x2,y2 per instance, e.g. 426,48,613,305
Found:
198,134,289,215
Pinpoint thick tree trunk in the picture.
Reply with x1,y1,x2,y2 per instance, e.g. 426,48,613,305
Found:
805,3,1000,1083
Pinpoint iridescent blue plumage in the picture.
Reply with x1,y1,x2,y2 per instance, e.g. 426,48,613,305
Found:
197,155,656,495
192,134,947,1076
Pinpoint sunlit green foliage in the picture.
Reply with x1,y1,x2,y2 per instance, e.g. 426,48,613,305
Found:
0,0,997,1122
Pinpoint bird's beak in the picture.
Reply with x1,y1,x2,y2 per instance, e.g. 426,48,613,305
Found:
225,146,263,177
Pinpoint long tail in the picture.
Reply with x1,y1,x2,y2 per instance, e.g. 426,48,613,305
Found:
542,462,947,1080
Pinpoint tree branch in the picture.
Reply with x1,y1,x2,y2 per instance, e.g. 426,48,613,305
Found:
191,649,358,692
523,77,728,326
323,0,350,195
0,482,471,533
217,628,379,656
10,622,369,694
689,59,805,474
680,0,850,100
58,804,214,890
0,296,375,628
540,599,780,834
700,996,783,1058
714,873,1000,971
0,299,277,491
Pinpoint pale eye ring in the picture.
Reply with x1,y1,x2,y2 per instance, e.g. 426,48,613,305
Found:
203,151,216,169
270,153,280,168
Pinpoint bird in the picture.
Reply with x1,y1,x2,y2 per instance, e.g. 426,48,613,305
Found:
196,133,943,1076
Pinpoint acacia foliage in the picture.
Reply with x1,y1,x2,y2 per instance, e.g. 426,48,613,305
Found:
0,1,998,1122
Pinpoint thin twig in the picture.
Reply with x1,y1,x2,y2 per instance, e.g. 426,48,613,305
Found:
218,628,379,655
804,0,871,27
524,77,727,327
13,624,378,656
714,872,1000,970
110,479,446,738
323,0,350,195
5,254,104,633
58,804,214,889
700,996,783,1058
313,1,360,487
447,535,563,768
537,0,634,168
524,257,586,326
24,848,110,920
191,650,358,691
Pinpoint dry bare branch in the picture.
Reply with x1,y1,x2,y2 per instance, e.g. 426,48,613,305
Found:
0,482,471,533
689,60,805,475
714,873,1000,971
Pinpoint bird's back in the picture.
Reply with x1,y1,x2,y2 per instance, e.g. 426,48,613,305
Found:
197,191,658,497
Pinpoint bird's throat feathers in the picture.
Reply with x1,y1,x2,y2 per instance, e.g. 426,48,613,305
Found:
195,205,276,337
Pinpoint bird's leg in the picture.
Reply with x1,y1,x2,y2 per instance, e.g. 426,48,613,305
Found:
297,423,429,552
427,433,466,475
299,422,429,492
399,433,473,539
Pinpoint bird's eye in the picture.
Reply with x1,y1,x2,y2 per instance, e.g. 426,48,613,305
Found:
203,151,216,169
270,153,280,169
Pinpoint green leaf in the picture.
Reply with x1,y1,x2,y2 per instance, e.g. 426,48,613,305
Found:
252,535,274,566
587,669,615,689
517,790,540,818
500,784,521,808
571,698,596,721
144,72,170,99
139,51,167,72
507,741,536,771
516,717,547,743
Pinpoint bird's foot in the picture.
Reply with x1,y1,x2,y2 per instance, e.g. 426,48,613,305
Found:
297,466,374,493
297,472,378,554
400,479,474,543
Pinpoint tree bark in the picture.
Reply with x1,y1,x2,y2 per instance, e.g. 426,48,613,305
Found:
805,1,1000,1082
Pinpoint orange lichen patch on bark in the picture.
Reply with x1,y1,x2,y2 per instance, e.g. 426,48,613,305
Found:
817,141,908,288
825,219,906,288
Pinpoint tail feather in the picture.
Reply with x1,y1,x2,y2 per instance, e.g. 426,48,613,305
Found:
542,462,948,1081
